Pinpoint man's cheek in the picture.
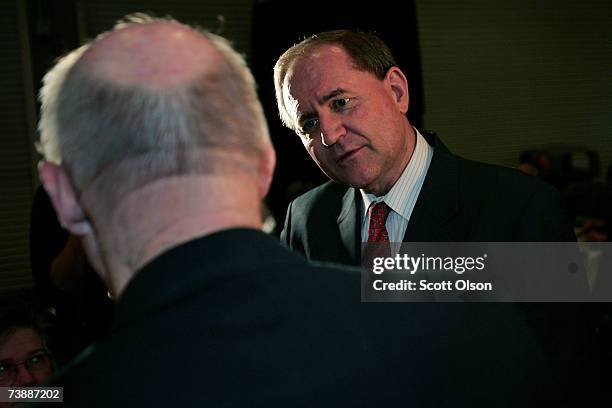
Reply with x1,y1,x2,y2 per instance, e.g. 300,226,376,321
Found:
308,145,326,165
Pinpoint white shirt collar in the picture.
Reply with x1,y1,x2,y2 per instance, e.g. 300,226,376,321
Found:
360,128,432,220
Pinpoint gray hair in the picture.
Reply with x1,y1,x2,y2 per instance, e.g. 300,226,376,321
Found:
37,14,269,200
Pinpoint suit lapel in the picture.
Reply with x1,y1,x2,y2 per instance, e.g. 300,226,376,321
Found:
404,135,460,242
337,187,361,264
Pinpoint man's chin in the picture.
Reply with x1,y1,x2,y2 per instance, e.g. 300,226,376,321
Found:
320,167,379,192
336,177,379,193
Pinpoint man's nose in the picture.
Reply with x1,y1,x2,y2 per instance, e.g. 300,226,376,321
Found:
13,364,35,386
319,114,346,147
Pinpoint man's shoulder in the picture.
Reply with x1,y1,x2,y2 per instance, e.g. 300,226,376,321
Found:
451,156,574,241
457,156,563,202
285,180,352,229
428,132,559,198
426,136,573,240
45,253,367,406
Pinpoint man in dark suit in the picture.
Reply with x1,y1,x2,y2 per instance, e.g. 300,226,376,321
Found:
273,30,604,404
31,14,575,406
274,30,575,265
281,131,576,264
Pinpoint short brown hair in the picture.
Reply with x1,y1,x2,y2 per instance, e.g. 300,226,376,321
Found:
273,30,397,130
0,291,56,359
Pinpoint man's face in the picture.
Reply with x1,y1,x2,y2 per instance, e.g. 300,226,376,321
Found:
282,45,413,195
0,328,53,388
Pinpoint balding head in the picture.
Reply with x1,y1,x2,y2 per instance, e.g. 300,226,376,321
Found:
36,14,276,296
38,15,271,206
82,20,220,89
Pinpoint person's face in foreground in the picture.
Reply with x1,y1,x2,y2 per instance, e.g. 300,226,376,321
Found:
282,44,411,194
0,327,53,388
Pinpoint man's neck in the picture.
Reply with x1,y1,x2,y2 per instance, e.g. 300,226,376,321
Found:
94,174,262,298
363,122,416,196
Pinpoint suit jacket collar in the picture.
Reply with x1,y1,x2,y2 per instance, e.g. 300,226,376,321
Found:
113,228,295,331
404,132,460,241
337,187,361,263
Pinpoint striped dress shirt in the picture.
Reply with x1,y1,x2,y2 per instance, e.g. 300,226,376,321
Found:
360,128,433,248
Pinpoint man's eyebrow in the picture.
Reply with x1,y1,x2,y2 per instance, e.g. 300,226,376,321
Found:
319,88,346,104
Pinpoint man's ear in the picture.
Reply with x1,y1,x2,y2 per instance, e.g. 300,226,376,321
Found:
385,67,410,114
38,161,93,236
258,144,276,199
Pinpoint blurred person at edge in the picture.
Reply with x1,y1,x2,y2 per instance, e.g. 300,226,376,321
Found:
0,295,55,407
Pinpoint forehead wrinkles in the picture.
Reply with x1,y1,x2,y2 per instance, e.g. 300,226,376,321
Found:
281,54,334,124
282,63,318,126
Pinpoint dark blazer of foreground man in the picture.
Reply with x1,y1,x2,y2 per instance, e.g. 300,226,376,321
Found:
34,15,569,407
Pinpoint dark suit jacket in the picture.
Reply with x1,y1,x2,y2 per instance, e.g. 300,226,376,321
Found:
42,229,567,407
281,133,575,266
279,134,602,403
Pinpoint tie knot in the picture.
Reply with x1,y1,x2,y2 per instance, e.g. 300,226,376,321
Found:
370,201,390,223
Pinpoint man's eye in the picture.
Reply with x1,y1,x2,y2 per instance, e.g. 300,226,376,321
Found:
0,364,10,374
300,118,319,134
331,98,351,110
29,354,43,364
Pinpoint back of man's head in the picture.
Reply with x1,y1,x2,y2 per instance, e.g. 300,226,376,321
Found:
39,14,272,212
36,14,276,295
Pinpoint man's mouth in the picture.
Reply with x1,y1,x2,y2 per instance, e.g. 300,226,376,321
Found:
337,146,364,163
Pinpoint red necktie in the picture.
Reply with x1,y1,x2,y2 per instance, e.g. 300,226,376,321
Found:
367,202,391,242
363,201,392,268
